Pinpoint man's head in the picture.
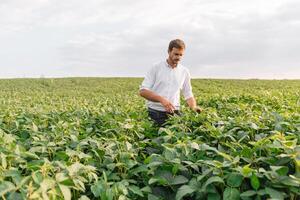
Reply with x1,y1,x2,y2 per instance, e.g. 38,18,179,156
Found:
167,39,185,67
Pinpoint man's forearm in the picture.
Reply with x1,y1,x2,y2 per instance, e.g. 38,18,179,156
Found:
186,97,202,113
139,89,176,112
186,97,197,109
139,89,163,103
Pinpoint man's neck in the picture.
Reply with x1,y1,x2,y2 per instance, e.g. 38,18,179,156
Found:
166,58,177,69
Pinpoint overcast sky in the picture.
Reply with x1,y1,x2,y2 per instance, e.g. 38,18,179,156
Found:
1,0,299,79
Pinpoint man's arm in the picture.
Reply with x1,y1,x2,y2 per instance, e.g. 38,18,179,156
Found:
139,89,175,113
186,97,202,113
181,70,202,113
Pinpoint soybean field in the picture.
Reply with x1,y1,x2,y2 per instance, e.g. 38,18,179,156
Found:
0,78,300,200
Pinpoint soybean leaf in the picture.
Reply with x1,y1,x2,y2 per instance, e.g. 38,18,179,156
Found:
223,187,240,200
227,173,243,187
265,187,284,200
250,174,260,190
59,184,71,200
175,185,195,200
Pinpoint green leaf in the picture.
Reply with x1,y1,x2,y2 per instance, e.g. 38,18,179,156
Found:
241,165,253,177
265,187,284,200
148,194,160,200
250,122,258,130
5,170,23,185
226,173,243,187
141,186,152,193
240,147,253,158
188,178,202,191
281,177,300,187
149,177,167,185
91,181,105,198
190,142,199,150
0,181,15,197
105,189,114,200
223,187,240,200
32,171,43,184
250,174,260,190
170,175,189,185
257,189,267,196
151,170,188,186
240,190,256,197
206,184,218,194
217,152,233,161
147,161,163,168
7,192,24,200
163,148,176,161
22,151,40,160
207,192,221,200
1,153,7,169
16,176,31,189
130,165,148,175
32,122,38,132
202,176,224,191
59,184,71,200
172,164,179,175
270,166,289,176
175,185,195,200
56,173,69,183
128,185,144,197
26,160,45,171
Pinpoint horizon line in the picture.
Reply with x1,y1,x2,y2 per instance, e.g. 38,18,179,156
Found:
0,76,299,81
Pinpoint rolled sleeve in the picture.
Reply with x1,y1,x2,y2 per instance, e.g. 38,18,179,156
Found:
140,65,156,91
181,70,194,100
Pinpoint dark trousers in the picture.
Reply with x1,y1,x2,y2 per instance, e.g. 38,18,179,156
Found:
148,108,180,127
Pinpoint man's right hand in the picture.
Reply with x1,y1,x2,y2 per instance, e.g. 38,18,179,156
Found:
160,97,175,113
139,89,175,113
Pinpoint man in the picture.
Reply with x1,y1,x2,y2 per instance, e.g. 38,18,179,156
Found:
139,39,202,126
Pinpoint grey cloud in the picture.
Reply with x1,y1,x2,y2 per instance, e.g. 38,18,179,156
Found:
1,0,299,78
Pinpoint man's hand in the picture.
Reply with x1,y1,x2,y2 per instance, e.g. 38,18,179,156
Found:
160,98,175,113
139,89,175,113
186,97,202,113
193,106,202,113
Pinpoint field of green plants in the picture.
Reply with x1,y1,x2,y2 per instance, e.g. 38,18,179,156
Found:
0,78,299,200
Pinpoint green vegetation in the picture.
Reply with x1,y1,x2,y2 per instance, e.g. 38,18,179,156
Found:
0,78,299,200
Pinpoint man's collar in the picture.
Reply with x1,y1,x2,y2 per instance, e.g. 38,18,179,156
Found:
165,59,178,69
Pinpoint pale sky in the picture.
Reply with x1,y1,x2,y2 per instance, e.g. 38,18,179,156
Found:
1,0,300,79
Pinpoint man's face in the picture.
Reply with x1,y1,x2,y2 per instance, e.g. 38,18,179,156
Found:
168,47,185,66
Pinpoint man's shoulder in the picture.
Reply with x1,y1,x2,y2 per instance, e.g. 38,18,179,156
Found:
149,61,165,71
153,61,166,68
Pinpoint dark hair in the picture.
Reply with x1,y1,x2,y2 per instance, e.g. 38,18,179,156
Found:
168,39,186,52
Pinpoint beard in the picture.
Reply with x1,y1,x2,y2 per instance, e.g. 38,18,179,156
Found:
173,59,180,63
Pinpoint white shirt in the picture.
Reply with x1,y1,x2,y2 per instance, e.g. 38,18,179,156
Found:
140,60,194,111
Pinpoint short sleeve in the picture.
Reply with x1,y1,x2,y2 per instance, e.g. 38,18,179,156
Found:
181,69,194,100
139,65,156,91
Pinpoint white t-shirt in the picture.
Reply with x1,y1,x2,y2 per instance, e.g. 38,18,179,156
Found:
140,60,194,111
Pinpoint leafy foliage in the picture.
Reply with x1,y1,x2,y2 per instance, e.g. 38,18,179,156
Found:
0,78,299,199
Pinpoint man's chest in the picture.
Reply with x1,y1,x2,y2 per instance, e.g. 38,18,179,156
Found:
154,68,185,90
